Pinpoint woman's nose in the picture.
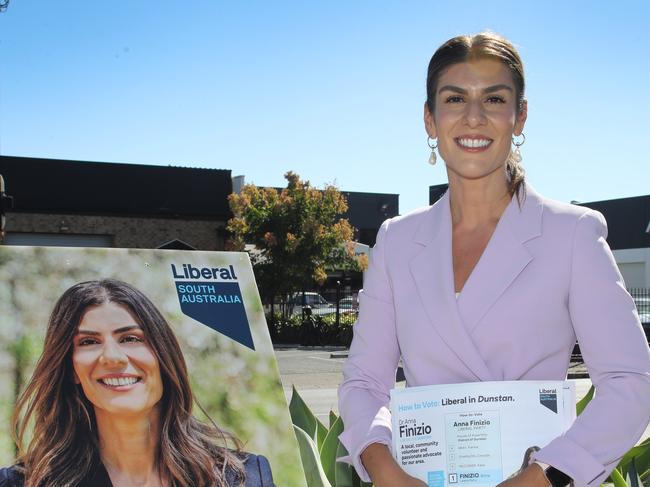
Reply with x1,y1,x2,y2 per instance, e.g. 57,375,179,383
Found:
99,340,128,366
464,99,486,127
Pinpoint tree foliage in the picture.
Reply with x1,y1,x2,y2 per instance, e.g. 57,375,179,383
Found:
227,172,367,304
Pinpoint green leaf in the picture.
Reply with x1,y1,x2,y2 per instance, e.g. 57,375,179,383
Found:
320,415,345,485
576,384,594,416
610,467,629,487
639,467,649,486
329,410,339,429
626,459,643,487
317,418,329,451
290,385,318,439
617,437,650,473
294,424,333,487
634,439,650,478
334,441,355,487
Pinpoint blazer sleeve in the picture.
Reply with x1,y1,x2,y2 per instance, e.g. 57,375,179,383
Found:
242,453,275,487
338,219,402,482
533,209,650,486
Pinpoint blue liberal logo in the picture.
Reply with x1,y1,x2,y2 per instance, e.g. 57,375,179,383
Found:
172,264,254,350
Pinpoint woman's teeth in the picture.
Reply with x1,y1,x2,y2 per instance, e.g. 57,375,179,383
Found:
100,377,140,386
457,138,491,148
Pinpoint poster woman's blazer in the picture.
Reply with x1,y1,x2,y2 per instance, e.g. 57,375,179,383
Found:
338,184,650,486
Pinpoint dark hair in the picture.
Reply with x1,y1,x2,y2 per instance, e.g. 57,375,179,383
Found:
12,279,245,487
426,32,526,198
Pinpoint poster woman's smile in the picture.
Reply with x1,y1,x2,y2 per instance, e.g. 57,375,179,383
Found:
73,302,163,417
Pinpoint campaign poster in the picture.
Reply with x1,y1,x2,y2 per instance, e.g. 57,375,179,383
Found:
391,381,576,487
0,246,306,486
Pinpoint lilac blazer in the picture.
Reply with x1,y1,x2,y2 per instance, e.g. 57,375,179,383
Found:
338,185,650,486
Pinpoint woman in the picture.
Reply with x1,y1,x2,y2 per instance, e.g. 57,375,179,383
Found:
0,279,275,487
338,33,650,487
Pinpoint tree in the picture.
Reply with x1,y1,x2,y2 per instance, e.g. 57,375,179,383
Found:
227,172,367,311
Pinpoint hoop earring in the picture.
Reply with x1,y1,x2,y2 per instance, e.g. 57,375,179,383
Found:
511,133,525,163
427,137,438,165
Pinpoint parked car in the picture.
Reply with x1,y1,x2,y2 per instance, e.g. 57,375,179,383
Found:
288,292,336,316
338,296,359,315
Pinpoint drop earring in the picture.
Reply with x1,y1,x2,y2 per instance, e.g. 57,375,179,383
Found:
512,133,525,163
427,137,438,165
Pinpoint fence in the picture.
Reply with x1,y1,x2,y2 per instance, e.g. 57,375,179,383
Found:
281,289,359,322
284,288,650,323
630,288,649,327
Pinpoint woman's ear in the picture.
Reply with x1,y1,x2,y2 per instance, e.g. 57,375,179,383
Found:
424,103,437,139
514,99,528,135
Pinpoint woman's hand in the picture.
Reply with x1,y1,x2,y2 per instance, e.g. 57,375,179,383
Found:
360,443,427,487
496,464,550,487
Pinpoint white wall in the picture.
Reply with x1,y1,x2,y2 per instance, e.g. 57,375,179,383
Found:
613,248,650,289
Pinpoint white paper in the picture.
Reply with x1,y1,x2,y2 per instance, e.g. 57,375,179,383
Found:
390,381,576,487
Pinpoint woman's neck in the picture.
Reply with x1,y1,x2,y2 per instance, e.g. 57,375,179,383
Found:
95,407,166,486
447,173,512,229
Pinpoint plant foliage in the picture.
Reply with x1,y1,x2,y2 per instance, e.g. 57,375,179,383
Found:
228,172,367,306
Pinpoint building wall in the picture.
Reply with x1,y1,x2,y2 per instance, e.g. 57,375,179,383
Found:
613,248,650,289
4,212,227,250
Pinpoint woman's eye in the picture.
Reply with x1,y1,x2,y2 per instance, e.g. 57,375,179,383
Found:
121,335,144,344
486,96,505,104
77,337,98,346
445,95,464,103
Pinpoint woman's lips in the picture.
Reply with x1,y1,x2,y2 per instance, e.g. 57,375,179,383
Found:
97,376,142,389
455,136,493,152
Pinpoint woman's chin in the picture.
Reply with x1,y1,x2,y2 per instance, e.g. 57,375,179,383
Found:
94,399,160,419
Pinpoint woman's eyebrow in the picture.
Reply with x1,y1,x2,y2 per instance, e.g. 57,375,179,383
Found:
438,84,513,94
76,325,141,336
483,84,513,94
438,85,466,95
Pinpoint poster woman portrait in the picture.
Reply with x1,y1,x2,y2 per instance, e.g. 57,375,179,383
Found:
0,279,275,487
338,32,650,487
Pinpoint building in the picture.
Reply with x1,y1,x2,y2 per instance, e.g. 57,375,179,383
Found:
1,156,399,252
0,156,232,250
580,195,650,289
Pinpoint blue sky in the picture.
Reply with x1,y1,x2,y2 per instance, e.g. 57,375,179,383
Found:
1,1,648,214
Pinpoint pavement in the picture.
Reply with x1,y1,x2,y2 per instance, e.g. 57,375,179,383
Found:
275,346,649,443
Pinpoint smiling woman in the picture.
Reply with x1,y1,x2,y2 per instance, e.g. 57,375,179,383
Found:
338,32,650,487
72,301,164,419
0,279,275,487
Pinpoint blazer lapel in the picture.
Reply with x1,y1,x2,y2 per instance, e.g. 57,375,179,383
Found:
409,192,494,381
457,185,543,332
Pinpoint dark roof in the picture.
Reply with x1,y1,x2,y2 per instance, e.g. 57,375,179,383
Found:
429,183,449,205
341,191,399,230
0,156,232,219
579,195,650,251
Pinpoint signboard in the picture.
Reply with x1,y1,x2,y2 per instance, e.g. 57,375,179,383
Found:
0,246,306,486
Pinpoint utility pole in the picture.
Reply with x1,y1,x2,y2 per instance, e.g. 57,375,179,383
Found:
0,174,14,243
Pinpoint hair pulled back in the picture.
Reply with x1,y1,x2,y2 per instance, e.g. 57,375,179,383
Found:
426,32,526,197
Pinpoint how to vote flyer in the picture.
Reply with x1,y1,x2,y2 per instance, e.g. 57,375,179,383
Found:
0,246,306,486
391,380,576,487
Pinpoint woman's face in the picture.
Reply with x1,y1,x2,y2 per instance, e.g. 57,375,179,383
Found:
425,58,527,184
72,301,163,418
